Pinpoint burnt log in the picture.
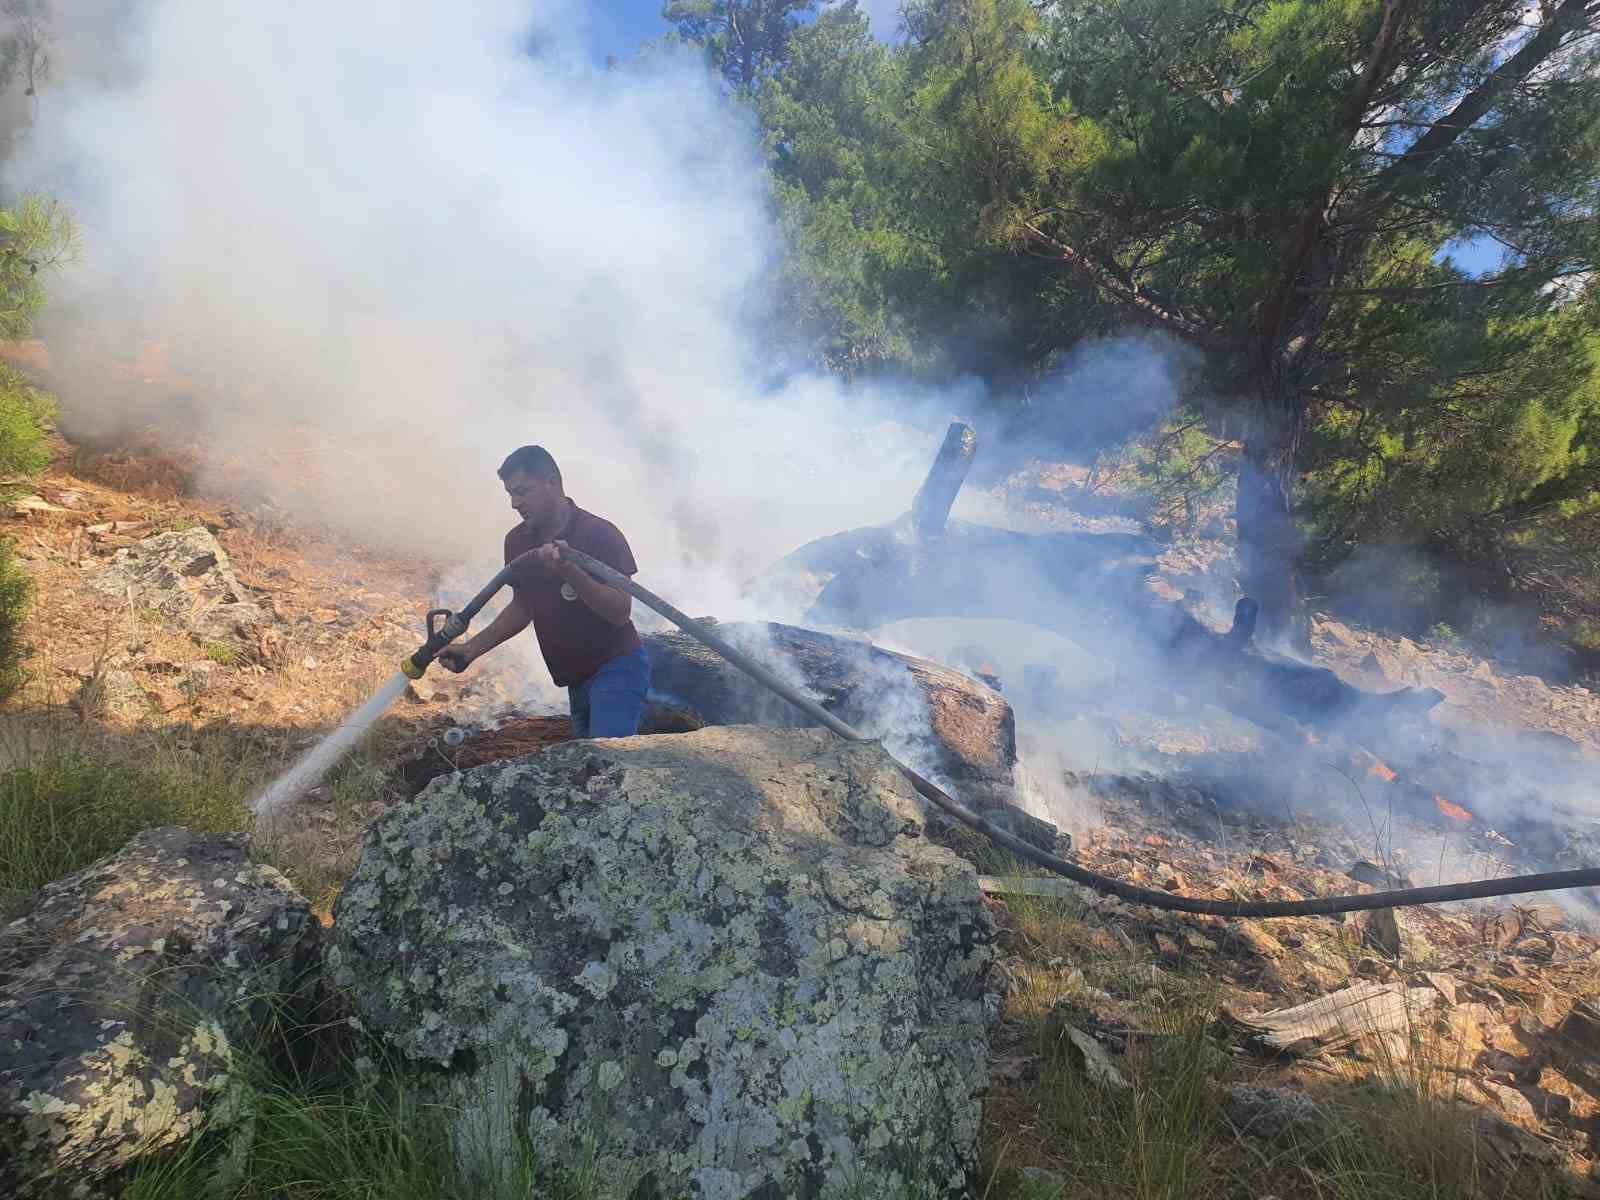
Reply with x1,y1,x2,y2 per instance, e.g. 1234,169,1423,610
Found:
911,421,977,538
752,514,1440,742
640,621,1061,853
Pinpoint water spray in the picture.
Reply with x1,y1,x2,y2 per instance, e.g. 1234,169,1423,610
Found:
260,545,1600,917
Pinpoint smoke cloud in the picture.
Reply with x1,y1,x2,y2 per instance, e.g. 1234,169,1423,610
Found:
10,2,1589,905
7,0,947,618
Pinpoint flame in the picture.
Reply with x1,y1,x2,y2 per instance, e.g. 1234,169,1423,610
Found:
1434,795,1473,823
1368,758,1397,783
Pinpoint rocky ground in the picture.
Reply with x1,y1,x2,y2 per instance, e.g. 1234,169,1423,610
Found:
979,767,1600,1196
6,436,1600,1197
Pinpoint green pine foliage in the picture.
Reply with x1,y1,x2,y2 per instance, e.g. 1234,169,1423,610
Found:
0,192,77,700
746,0,1600,628
0,360,54,483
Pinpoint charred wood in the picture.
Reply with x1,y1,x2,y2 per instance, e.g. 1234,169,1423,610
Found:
911,422,977,539
753,518,1442,741
640,621,1062,854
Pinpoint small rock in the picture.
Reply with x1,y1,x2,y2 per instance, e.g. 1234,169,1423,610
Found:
174,662,217,704
1471,661,1498,684
1226,1084,1334,1144
1047,1014,1129,1091
76,669,149,719
1017,1165,1068,1194
310,608,340,624
1317,620,1364,651
1423,972,1460,1006
1475,1080,1539,1128
1231,920,1286,958
1359,649,1404,684
405,679,437,704
1351,907,1403,959
301,656,318,671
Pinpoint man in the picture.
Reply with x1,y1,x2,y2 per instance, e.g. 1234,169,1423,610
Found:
438,445,651,737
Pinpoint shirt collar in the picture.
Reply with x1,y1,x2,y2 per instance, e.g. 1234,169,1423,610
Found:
554,498,576,541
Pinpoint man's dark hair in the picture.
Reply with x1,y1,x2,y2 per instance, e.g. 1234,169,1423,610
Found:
497,445,562,487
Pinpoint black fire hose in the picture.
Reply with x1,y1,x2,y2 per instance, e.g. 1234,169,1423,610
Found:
411,545,1600,918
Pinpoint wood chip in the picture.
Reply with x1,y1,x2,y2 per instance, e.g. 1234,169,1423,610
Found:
1229,981,1438,1056
13,495,69,516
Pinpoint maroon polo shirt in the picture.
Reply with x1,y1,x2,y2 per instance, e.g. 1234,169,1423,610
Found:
505,499,641,687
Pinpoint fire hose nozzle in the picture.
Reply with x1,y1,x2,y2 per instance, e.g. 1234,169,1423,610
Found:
401,608,468,679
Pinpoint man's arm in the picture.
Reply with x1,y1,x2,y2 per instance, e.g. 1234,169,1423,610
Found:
438,594,533,671
537,540,632,626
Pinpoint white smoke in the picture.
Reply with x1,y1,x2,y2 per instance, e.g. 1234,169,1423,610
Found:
6,0,945,621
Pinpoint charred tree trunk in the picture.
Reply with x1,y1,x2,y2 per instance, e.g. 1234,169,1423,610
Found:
1236,393,1309,653
911,422,977,538
752,431,1442,742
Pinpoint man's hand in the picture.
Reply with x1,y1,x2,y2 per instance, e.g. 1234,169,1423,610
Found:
437,645,477,673
534,538,578,579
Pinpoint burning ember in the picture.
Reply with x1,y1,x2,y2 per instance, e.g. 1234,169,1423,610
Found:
1368,758,1398,783
1435,795,1473,824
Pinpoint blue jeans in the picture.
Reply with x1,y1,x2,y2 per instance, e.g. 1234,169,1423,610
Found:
568,647,651,738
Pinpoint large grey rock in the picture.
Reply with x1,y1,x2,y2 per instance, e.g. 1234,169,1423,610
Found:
0,827,320,1199
330,726,996,1200
87,528,267,641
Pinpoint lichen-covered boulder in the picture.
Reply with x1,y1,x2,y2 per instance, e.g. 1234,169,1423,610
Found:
0,827,320,1199
330,726,996,1200
87,528,268,642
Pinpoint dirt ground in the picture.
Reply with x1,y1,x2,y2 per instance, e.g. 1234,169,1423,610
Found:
8,432,1600,1197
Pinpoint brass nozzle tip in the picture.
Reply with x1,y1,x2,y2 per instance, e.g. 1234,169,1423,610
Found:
400,657,424,680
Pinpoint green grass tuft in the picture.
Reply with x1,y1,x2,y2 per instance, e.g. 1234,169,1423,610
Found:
203,640,241,666
0,729,257,916
0,535,29,702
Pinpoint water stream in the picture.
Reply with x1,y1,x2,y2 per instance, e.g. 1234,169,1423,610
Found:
252,671,412,822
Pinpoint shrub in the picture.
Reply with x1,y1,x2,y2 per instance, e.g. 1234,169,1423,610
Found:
0,534,29,701
1427,622,1462,652
0,361,53,485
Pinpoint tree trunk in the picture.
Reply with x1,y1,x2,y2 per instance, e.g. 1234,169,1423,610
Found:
1237,369,1310,651
911,422,977,538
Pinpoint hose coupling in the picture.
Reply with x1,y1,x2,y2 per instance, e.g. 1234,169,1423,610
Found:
401,608,469,679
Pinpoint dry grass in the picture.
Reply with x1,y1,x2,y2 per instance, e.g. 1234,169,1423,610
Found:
979,884,1591,1200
